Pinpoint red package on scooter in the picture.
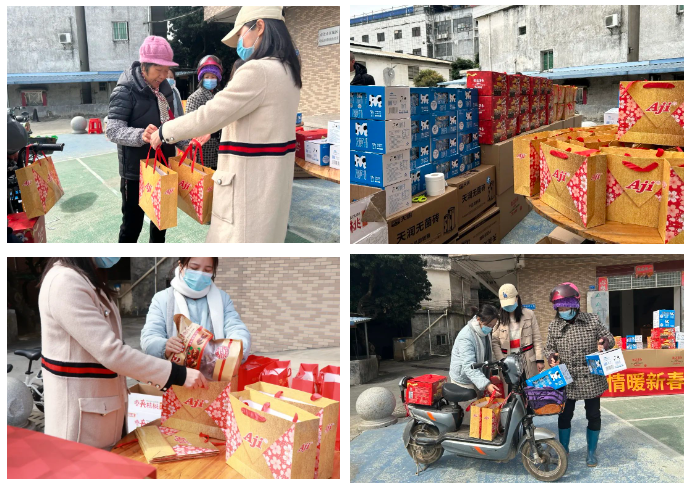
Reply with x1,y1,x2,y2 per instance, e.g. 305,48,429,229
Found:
406,374,446,405
238,354,277,390
259,359,292,387
290,363,319,393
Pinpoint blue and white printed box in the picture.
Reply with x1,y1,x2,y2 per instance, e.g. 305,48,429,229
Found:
430,87,458,113
410,139,431,170
457,108,480,134
626,335,643,344
350,150,409,188
431,134,458,162
326,120,340,144
384,179,412,217
526,364,574,389
460,147,481,173
433,159,451,177
458,132,479,154
296,112,302,125
586,348,627,376
304,140,331,166
350,85,410,121
457,88,479,110
411,115,431,143
430,111,458,138
410,163,433,195
330,144,340,170
410,87,431,116
351,118,411,154
653,310,676,328
447,156,462,179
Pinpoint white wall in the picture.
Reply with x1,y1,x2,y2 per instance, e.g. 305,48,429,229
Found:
353,53,450,87
350,13,429,55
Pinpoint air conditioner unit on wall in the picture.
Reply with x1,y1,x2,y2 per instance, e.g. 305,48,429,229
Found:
59,33,72,44
605,14,620,28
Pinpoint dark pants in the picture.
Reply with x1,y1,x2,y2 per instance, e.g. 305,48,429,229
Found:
558,397,601,431
118,178,166,243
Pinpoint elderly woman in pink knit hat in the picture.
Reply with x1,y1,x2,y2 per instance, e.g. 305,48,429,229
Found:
106,35,209,243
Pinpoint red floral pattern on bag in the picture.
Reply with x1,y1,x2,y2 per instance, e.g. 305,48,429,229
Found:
314,408,324,478
566,159,589,227
153,179,162,225
172,445,216,456
205,384,231,431
618,83,643,138
665,169,684,243
606,170,624,207
139,164,144,199
529,144,539,190
539,148,550,196
47,164,63,191
225,405,243,459
190,178,206,222
32,169,49,212
161,389,182,423
158,426,179,436
672,102,684,129
262,424,295,479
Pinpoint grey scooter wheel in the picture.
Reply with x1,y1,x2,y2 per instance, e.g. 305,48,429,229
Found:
407,424,443,465
520,438,567,482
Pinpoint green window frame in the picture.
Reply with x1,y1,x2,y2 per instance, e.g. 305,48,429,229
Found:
542,50,554,71
113,21,129,41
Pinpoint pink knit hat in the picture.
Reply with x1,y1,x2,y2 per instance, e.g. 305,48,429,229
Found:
139,36,179,67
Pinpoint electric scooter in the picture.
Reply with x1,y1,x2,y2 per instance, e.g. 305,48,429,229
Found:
400,353,567,482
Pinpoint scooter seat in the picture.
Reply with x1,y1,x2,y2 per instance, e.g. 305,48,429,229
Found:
443,383,477,402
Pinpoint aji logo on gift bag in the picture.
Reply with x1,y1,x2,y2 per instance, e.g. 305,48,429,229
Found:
297,441,314,453
243,432,268,449
625,179,662,194
184,397,208,409
645,101,678,115
552,169,570,183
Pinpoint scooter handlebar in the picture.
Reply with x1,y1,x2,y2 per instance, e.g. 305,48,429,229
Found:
471,362,487,369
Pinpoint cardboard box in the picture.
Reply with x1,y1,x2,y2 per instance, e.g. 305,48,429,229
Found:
406,374,447,405
350,185,386,243
410,139,431,169
430,87,459,113
432,159,450,177
127,384,164,433
676,332,684,342
479,119,507,144
350,85,410,120
431,134,459,161
457,108,479,134
386,186,457,244
507,75,520,98
626,335,643,344
326,120,340,144
447,164,496,229
519,95,529,114
304,140,331,166
456,206,500,244
526,364,573,389
586,348,627,376
411,115,431,143
329,144,340,169
626,343,643,350
497,188,530,238
350,149,409,188
652,338,677,349
352,224,388,244
480,138,514,194
446,157,462,180
296,129,326,159
410,163,433,195
653,310,676,328
621,349,659,368
431,111,458,137
457,87,479,109
479,96,507,121
410,87,431,116
528,93,539,114
466,71,507,97
655,348,684,367
604,108,619,125
536,227,586,244
351,118,411,153
505,118,517,140
457,131,479,154
517,113,529,133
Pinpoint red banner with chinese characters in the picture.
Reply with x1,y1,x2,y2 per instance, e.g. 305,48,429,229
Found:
635,264,654,278
598,277,608,291
602,367,683,397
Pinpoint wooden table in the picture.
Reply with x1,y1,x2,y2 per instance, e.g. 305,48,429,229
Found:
112,420,340,479
295,157,340,184
528,196,665,244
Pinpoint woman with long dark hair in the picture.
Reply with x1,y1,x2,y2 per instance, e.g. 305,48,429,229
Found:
149,6,302,243
39,258,207,449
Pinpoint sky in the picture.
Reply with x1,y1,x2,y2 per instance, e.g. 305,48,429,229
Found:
350,5,412,17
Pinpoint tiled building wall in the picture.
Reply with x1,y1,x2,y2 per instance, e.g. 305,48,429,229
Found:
215,257,340,354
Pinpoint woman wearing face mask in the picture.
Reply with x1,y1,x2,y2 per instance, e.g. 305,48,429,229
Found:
148,6,302,243
39,258,207,450
141,257,251,363
166,68,184,118
492,284,544,393
544,282,614,467
449,304,502,404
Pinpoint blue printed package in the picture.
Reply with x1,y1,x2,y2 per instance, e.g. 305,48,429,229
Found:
626,335,642,344
447,156,462,179
350,150,410,188
410,87,431,116
457,88,479,110
457,108,480,134
431,134,458,162
410,163,433,195
350,86,410,121
458,132,479,154
461,146,481,171
410,139,431,169
411,115,431,143
296,112,302,125
653,310,675,328
526,364,573,389
304,140,331,166
430,87,458,113
430,111,458,138
351,118,411,154
433,159,450,177
585,348,627,376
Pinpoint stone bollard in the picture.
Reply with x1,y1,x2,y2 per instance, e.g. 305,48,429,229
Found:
356,386,397,431
71,116,88,134
7,377,34,428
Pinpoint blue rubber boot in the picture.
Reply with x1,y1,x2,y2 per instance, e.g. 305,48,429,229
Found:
558,428,571,453
586,428,600,467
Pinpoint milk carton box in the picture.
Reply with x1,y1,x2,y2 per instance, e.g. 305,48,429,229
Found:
329,144,340,169
430,111,458,138
326,120,340,144
526,364,573,389
431,134,459,162
586,348,627,376
410,87,431,116
430,87,458,113
653,310,676,328
458,131,479,154
457,88,479,110
410,139,431,169
411,115,431,143
457,108,480,134
351,118,411,154
350,85,410,120
304,140,331,166
410,163,433,195
350,150,409,188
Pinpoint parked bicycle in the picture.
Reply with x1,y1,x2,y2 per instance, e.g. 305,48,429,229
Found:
9,348,44,413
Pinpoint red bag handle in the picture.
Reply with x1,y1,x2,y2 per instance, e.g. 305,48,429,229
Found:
623,160,659,172
24,145,42,167
241,407,266,422
642,82,675,89
656,148,664,157
145,146,169,173
575,149,598,156
676,147,683,152
292,413,299,423
190,138,204,172
179,143,196,173
274,391,283,398
199,433,225,446
550,150,569,160
577,137,584,142
262,402,271,412
310,393,323,401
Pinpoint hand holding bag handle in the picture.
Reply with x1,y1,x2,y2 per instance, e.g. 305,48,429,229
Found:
145,145,169,173
179,139,204,173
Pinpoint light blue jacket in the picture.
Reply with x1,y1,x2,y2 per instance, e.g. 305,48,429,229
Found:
449,317,492,390
141,287,251,361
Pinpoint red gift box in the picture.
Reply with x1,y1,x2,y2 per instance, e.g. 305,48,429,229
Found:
507,96,519,120
296,129,327,159
652,327,676,340
516,74,529,96
651,338,677,349
517,113,529,133
543,78,553,95
405,374,446,405
528,77,540,97
479,119,507,144
530,111,541,130
238,354,277,390
528,94,539,114
519,95,529,115
478,95,507,121
467,71,507,97
506,118,517,139
7,212,46,243
506,74,520,98
290,363,319,394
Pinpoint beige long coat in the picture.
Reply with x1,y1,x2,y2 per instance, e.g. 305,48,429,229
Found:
492,308,544,381
40,264,173,449
161,58,301,243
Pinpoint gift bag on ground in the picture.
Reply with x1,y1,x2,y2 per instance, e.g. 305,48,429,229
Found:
239,355,278,390
291,363,319,394
245,382,339,479
168,140,215,224
139,146,178,230
540,143,607,228
226,389,320,479
15,147,65,218
260,360,292,387
513,130,566,196
618,81,684,147
468,396,504,441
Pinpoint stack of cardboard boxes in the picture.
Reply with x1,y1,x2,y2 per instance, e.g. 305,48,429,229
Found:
651,310,677,349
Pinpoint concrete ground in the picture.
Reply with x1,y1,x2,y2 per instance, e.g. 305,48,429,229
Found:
350,358,684,483
501,211,559,244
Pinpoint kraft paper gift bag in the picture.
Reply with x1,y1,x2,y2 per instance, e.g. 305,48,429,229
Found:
468,397,504,441
226,389,320,479
513,130,566,196
161,381,234,440
135,425,219,463
245,382,339,479
139,146,178,230
260,360,293,387
617,81,684,147
239,355,278,390
290,363,319,394
540,143,607,228
168,141,215,224
16,148,64,219
599,145,684,163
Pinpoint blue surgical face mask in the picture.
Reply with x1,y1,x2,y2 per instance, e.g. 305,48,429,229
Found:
237,23,258,61
184,268,213,291
167,78,175,87
502,301,518,312
94,257,120,268
202,79,217,90
559,309,577,321
480,325,493,335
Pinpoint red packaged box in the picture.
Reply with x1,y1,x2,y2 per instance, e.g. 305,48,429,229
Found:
506,117,517,139
651,338,677,349
517,113,529,133
530,111,541,130
652,327,677,340
7,212,46,243
478,95,507,120
296,128,327,159
544,78,553,96
507,96,519,119
506,74,520,97
517,74,529,96
406,374,446,405
519,95,529,115
542,106,550,126
479,119,507,144
467,71,507,96
528,77,540,96
528,94,539,114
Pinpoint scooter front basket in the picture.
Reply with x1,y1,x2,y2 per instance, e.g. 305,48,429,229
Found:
524,386,566,415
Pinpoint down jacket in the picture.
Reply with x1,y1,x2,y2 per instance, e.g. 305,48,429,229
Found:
449,317,492,391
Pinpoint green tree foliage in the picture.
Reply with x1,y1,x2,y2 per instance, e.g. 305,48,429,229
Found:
450,57,478,80
414,69,445,87
351,255,432,323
